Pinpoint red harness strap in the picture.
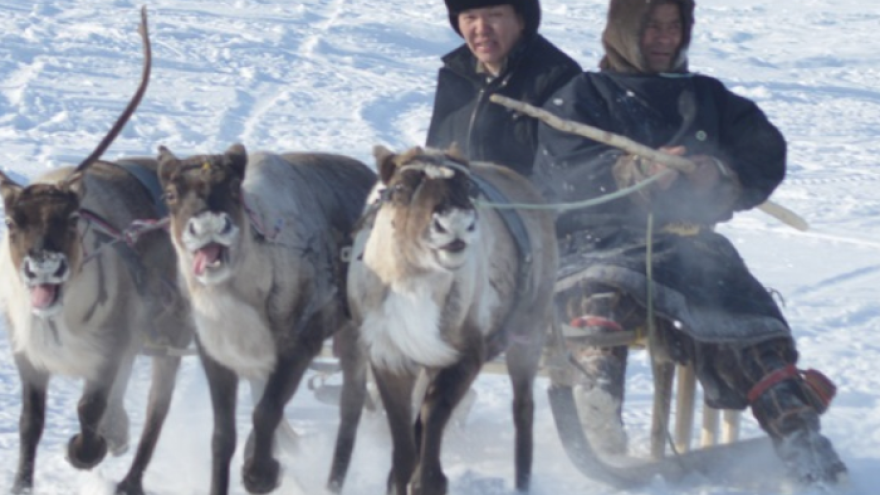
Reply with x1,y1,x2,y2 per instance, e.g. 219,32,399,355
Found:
569,315,625,333
748,364,837,413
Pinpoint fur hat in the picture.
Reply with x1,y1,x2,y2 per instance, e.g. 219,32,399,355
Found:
444,0,541,37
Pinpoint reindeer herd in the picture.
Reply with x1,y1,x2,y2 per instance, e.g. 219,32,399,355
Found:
0,9,561,495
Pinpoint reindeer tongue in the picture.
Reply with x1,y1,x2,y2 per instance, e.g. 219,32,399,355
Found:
31,284,58,309
193,244,223,276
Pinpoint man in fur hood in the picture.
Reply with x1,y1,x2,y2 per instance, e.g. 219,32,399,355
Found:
534,0,847,486
426,0,581,176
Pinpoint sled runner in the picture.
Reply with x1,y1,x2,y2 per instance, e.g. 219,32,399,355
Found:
544,313,783,487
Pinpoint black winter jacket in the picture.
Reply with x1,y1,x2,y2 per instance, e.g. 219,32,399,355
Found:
534,71,787,232
538,71,792,348
426,34,581,177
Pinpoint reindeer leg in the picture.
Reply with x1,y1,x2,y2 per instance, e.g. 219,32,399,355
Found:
102,352,135,457
12,356,49,494
67,360,121,470
414,353,482,495
200,345,239,495
242,341,319,494
116,354,182,495
372,365,419,495
244,378,298,459
505,335,543,493
326,322,368,493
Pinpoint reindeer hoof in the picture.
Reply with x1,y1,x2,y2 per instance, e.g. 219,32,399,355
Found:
410,472,448,495
11,477,33,495
66,433,108,470
242,457,281,494
116,476,145,495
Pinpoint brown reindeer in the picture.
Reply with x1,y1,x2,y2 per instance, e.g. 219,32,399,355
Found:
0,9,194,495
156,143,376,495
347,146,558,495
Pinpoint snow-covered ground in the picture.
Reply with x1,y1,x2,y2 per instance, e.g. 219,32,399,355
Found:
1,0,878,493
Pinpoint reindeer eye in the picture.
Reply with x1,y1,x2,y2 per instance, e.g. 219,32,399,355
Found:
391,183,410,198
68,213,80,229
3,217,13,231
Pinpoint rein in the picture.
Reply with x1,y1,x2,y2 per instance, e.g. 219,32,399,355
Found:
475,170,673,212
79,208,168,263
242,195,283,242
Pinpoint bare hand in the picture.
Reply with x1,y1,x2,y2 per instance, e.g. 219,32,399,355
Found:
645,146,685,189
686,154,725,191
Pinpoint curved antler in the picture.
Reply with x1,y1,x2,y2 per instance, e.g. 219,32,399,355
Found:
72,6,152,174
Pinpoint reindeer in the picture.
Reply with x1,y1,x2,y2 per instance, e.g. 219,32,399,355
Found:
347,146,558,495
156,143,375,494
0,9,194,495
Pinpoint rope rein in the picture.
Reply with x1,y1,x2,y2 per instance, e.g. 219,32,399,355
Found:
79,209,169,263
645,213,688,465
474,170,675,212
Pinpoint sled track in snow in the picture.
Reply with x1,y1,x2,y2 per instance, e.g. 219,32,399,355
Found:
300,0,348,59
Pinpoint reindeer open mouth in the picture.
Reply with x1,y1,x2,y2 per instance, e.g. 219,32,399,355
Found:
180,212,240,284
192,242,229,277
21,253,69,317
30,284,63,314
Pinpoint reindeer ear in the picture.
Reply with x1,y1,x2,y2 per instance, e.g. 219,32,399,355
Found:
373,145,398,185
65,171,87,198
0,170,23,212
157,146,179,184
225,143,248,179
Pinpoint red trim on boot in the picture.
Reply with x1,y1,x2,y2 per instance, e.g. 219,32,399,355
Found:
748,365,837,413
801,369,837,414
569,315,624,333
748,365,799,404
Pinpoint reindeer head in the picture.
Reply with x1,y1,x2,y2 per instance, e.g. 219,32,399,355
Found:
373,145,479,270
158,144,248,286
1,172,86,317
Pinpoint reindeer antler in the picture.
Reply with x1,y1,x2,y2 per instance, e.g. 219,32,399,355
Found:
73,6,152,174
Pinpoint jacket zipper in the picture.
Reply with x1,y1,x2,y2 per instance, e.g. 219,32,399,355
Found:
466,87,487,156
466,74,511,158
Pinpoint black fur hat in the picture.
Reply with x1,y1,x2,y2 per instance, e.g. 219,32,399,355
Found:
444,0,541,37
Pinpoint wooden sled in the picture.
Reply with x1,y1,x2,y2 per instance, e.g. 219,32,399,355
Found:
545,316,784,488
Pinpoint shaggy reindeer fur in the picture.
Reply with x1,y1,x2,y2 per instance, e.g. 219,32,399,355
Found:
0,160,194,495
157,144,375,495
347,146,558,495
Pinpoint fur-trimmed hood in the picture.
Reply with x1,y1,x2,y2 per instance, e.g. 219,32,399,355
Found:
599,0,695,74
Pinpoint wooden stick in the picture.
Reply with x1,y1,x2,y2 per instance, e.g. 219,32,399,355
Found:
490,94,809,231
674,364,698,453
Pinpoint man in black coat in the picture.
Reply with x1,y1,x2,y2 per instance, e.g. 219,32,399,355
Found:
534,0,846,485
426,0,581,177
